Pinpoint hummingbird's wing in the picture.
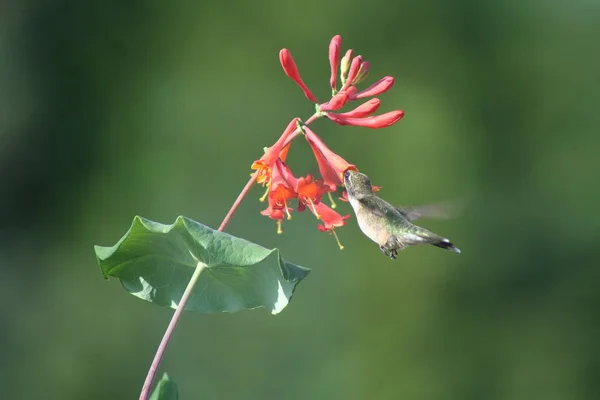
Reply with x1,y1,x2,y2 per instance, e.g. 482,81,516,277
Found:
360,195,404,218
396,200,464,222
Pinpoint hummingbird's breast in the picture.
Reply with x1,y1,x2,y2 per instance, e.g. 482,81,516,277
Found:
349,197,392,246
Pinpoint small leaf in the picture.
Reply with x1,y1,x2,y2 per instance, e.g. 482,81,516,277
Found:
95,216,310,315
150,373,178,400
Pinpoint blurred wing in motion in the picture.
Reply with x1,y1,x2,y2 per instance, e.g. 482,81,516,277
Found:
396,199,465,222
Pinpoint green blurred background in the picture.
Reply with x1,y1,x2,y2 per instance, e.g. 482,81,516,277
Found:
2,1,600,399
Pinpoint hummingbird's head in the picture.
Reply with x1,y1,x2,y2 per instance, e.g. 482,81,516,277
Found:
344,169,373,199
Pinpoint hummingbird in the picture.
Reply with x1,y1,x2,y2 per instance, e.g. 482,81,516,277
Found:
343,169,461,259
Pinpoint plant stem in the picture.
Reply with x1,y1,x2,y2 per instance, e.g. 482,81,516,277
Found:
139,262,207,400
138,113,313,399
218,174,257,231
281,112,322,148
138,174,257,400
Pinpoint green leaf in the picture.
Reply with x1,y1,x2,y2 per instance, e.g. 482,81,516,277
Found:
95,216,309,314
149,373,178,400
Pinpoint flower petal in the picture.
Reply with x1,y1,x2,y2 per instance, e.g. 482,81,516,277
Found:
295,174,330,212
313,202,350,230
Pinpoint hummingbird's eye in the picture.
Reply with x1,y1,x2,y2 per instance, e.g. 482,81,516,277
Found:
344,170,351,179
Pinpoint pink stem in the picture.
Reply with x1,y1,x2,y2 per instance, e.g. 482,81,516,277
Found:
139,112,322,399
218,174,257,231
139,174,257,399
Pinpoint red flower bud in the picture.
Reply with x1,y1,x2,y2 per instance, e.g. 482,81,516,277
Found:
328,110,405,129
328,98,380,119
351,76,395,100
319,86,357,111
328,35,342,91
279,49,318,103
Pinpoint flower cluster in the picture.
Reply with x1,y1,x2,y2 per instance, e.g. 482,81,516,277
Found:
251,35,404,249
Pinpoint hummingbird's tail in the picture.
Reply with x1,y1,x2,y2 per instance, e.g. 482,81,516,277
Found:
404,224,461,253
430,238,461,254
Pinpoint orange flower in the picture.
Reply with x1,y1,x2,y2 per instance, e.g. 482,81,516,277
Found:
251,118,299,185
294,175,330,215
260,160,298,233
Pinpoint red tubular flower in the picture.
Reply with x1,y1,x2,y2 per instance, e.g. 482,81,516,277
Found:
304,126,356,190
309,144,341,192
295,175,330,214
314,202,350,230
351,76,395,100
277,163,330,215
255,35,406,241
260,160,298,233
314,202,350,250
328,98,381,119
329,35,342,91
261,205,286,222
251,118,299,185
279,49,318,103
328,110,405,129
319,86,357,111
263,184,296,218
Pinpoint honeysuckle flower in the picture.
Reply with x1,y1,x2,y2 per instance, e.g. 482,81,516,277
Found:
314,202,351,250
279,49,318,103
314,202,350,230
265,184,296,218
327,110,405,129
304,126,356,190
319,86,357,112
249,34,406,247
329,35,342,92
328,98,381,119
251,118,299,185
294,175,330,215
351,76,394,100
261,205,288,234
276,161,330,215
260,160,298,233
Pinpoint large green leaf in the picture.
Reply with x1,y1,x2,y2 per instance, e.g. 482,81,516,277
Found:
95,216,309,315
149,373,178,400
